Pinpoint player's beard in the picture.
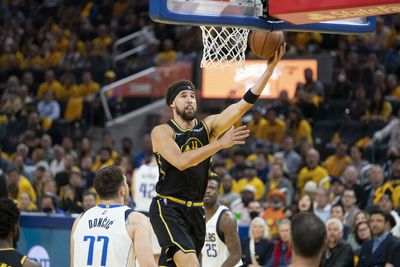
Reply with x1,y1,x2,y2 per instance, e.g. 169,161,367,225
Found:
176,105,196,121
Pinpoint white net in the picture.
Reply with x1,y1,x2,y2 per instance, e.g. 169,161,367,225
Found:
200,26,250,68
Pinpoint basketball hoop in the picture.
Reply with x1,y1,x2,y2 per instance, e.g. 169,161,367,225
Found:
200,25,250,68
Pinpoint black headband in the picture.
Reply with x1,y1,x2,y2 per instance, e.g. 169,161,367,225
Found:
167,83,195,105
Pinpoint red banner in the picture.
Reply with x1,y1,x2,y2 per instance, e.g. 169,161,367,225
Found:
269,0,400,24
105,62,193,97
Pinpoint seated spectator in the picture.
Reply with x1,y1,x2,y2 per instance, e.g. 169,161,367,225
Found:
378,192,400,237
92,147,114,172
324,140,351,178
219,173,240,208
297,193,314,213
286,108,313,146
348,221,372,256
386,242,400,267
60,185,83,214
362,88,392,122
350,147,369,177
37,90,61,121
275,135,302,181
357,209,397,267
262,189,286,238
37,70,64,99
17,191,37,212
348,85,368,120
320,218,354,267
272,90,290,119
40,193,64,214
342,189,361,229
231,185,256,225
82,191,97,212
43,40,63,69
297,148,330,193
330,177,345,206
361,165,386,209
265,219,292,267
241,217,274,266
61,72,80,98
91,24,113,58
330,204,351,239
78,71,100,99
235,162,265,201
247,106,267,140
155,38,177,66
314,187,332,223
81,156,96,188
265,162,293,205
6,168,36,204
331,68,353,99
292,83,320,121
263,108,287,150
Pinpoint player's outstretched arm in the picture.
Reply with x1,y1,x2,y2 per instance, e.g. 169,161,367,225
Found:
69,216,81,267
128,212,157,267
204,44,286,141
151,124,249,171
219,211,242,267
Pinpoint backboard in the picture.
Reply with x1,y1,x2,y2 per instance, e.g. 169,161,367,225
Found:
150,0,376,34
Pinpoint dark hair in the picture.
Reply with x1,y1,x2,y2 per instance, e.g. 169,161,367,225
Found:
354,221,370,245
369,208,389,222
298,193,314,213
0,198,20,238
291,212,326,258
83,191,97,200
208,173,221,187
331,204,345,215
165,79,195,105
94,166,124,200
99,146,112,155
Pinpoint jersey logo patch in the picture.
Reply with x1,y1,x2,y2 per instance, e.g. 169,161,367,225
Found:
181,138,204,152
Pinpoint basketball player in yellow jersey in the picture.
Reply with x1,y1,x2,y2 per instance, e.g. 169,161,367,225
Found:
150,44,286,267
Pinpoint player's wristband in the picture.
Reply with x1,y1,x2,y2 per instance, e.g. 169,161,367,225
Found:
243,89,260,104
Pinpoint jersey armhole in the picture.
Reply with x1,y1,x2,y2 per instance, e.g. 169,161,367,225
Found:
216,209,229,244
125,208,135,221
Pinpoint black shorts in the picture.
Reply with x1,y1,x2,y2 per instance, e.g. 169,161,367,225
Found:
149,197,206,266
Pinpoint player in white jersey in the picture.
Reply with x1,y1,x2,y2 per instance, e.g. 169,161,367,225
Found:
202,174,243,267
131,156,159,212
70,166,157,267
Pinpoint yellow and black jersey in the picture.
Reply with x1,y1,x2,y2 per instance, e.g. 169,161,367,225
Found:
154,119,211,201
0,248,27,267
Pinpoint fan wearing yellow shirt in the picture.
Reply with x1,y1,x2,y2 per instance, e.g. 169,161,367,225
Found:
6,168,37,203
286,108,313,146
234,162,265,201
92,147,115,172
262,108,286,146
43,41,63,69
37,70,65,99
323,141,351,178
78,71,100,99
297,148,330,193
91,25,113,57
387,74,400,101
247,106,268,140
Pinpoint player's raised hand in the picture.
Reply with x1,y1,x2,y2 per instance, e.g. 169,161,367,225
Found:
218,125,250,149
269,42,286,68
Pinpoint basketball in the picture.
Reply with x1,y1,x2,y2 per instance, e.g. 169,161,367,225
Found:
248,30,285,59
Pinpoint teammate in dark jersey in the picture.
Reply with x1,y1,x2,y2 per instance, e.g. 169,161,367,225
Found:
150,44,286,267
0,198,41,267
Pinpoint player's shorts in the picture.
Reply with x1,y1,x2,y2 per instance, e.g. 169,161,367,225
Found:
149,196,206,267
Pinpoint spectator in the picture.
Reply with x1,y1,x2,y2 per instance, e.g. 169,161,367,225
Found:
262,189,286,238
314,187,332,223
82,191,97,212
80,156,95,188
247,106,267,141
241,217,274,266
265,162,293,206
37,70,64,99
36,90,61,121
235,162,265,201
323,140,351,178
297,148,330,193
378,192,400,237
49,145,65,176
263,108,287,150
298,193,314,213
154,38,177,66
6,168,36,203
275,135,302,180
361,165,385,209
386,74,400,100
78,71,100,99
349,85,368,121
265,219,292,267
357,210,397,267
17,191,37,212
320,218,354,267
342,165,365,200
342,189,361,228
349,147,369,176
40,193,63,214
92,147,114,171
60,185,82,213
231,185,256,225
330,177,345,206
370,109,400,154
362,88,392,122
349,221,372,256
286,108,313,146
219,173,240,208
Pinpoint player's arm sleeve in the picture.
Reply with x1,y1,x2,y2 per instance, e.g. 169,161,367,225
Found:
220,211,242,267
69,215,81,267
130,213,157,267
